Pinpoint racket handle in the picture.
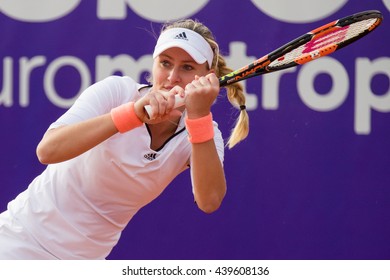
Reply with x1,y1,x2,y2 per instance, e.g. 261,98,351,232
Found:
144,94,185,118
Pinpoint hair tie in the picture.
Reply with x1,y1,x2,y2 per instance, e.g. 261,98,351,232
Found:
240,105,246,111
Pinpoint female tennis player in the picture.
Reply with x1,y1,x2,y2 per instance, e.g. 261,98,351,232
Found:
0,19,249,259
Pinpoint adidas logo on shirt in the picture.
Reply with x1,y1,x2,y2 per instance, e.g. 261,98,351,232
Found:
174,32,188,40
144,153,158,161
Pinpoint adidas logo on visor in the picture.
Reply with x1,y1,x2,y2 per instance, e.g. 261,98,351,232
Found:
153,28,214,68
174,32,188,40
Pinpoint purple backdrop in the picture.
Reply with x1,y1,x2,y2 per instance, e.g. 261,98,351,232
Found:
0,0,389,260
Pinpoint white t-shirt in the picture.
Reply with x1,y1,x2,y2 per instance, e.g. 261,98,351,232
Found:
2,76,225,259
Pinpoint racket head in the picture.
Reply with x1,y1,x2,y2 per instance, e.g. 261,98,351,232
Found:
220,10,383,86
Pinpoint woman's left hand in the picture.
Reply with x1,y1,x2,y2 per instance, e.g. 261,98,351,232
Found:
184,73,220,119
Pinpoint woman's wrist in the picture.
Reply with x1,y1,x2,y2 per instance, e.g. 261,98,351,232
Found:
110,102,143,133
185,112,214,144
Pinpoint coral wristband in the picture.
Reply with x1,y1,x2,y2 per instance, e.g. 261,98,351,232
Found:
185,113,214,144
111,102,143,133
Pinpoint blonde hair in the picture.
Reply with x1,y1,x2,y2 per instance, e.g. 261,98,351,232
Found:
161,19,249,148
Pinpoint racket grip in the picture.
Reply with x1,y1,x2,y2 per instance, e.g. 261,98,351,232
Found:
144,94,185,118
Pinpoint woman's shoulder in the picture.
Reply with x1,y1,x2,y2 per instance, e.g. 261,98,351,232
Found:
100,76,148,90
93,76,149,101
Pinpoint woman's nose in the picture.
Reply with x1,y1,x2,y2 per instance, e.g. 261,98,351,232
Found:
167,67,181,83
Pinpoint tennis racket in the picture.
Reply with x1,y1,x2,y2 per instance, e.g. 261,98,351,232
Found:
145,10,383,115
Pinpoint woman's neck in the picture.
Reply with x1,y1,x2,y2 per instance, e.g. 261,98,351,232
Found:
147,115,182,150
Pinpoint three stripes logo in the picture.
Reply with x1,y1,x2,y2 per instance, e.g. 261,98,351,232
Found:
174,32,188,40
144,153,158,161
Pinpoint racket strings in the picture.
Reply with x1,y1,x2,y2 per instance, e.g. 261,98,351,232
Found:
269,18,378,68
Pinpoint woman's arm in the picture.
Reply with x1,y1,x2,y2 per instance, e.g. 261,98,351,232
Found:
185,73,227,213
36,113,118,164
190,139,226,213
36,75,184,165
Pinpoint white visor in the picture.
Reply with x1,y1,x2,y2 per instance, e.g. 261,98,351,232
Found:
153,28,214,68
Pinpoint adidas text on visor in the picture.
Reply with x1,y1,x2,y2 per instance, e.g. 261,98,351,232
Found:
153,28,214,68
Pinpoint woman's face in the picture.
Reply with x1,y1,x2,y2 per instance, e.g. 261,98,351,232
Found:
152,47,211,92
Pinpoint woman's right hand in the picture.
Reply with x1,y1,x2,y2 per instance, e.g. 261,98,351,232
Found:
134,87,184,124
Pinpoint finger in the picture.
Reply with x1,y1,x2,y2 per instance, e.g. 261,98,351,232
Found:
188,78,204,89
165,92,176,111
167,86,185,110
156,94,168,116
185,83,195,92
147,91,168,118
170,86,185,97
197,76,210,86
146,95,159,120
206,73,219,86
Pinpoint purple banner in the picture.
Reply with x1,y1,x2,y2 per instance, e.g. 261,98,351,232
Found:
1,0,389,259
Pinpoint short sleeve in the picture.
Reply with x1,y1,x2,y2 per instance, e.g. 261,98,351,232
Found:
48,76,144,129
212,121,225,165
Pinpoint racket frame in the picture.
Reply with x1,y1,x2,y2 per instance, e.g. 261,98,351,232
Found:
219,10,383,87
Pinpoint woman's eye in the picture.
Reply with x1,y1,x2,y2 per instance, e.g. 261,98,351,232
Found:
183,65,194,71
161,60,171,67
